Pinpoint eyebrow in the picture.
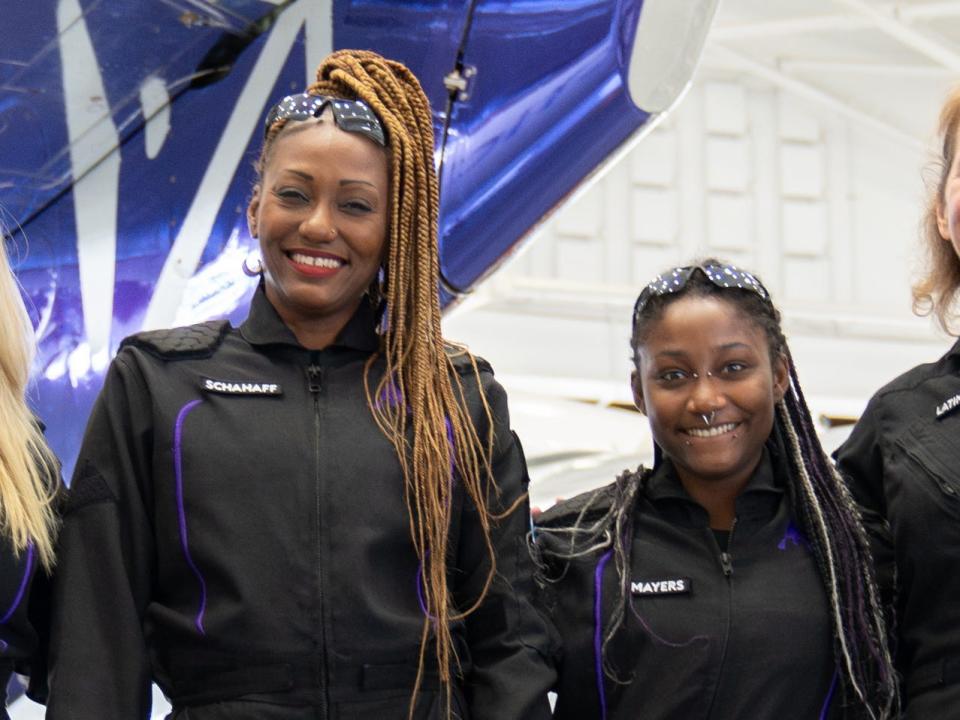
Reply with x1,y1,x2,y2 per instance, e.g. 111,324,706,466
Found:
275,170,377,189
653,341,753,360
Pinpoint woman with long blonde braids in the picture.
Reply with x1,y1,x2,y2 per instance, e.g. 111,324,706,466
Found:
45,49,555,719
0,226,59,714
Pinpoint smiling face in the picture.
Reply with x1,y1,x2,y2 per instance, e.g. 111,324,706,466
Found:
248,111,389,347
632,294,788,493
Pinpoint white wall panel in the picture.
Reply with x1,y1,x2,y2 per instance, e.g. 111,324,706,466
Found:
782,200,828,256
446,74,945,420
707,194,753,250
630,187,678,244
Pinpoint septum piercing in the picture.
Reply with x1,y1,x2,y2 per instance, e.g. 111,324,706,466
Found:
701,411,716,426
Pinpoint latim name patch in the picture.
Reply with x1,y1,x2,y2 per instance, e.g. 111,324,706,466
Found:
935,393,960,420
202,378,283,396
631,577,691,596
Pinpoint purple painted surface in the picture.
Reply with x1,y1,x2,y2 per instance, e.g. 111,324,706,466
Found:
3,0,658,482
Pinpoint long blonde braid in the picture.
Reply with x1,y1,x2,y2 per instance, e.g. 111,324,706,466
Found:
261,50,502,713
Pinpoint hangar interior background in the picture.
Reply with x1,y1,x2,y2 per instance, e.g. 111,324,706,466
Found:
444,0,960,507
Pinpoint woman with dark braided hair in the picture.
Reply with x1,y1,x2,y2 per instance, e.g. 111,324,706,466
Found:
835,88,960,717
45,50,554,719
535,261,898,719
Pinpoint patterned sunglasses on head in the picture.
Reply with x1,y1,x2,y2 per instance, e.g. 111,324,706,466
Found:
632,263,770,329
263,92,386,146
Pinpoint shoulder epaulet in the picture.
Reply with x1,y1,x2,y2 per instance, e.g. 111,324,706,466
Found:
121,320,231,360
537,465,651,529
443,343,493,376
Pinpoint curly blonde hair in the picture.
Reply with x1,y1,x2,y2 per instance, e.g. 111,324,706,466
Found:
914,88,960,334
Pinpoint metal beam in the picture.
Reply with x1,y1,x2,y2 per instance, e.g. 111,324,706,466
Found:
712,2,960,40
831,0,960,72
896,1,960,20
711,15,867,40
704,44,926,154
778,59,952,77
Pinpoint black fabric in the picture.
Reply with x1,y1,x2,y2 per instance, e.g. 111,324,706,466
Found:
64,459,116,514
536,447,837,720
834,337,960,718
122,319,230,359
711,529,730,552
46,285,554,720
0,432,60,705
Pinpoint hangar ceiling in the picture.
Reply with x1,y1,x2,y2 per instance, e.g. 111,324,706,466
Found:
703,0,960,151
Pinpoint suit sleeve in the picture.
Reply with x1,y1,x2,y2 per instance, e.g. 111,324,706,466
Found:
45,353,156,719
455,373,557,720
833,395,896,613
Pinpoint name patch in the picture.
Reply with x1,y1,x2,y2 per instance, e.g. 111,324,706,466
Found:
936,393,960,420
631,577,691,596
202,378,282,396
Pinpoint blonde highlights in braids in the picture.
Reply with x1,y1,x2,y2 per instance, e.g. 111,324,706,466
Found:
258,50,500,712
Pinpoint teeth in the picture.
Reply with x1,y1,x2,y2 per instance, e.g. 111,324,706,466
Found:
290,252,343,269
686,423,737,438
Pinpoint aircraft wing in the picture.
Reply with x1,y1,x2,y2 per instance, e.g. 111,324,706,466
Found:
1,0,717,477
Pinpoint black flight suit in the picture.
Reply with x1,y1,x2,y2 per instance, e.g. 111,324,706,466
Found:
536,442,840,719
46,286,555,719
835,338,960,717
0,532,49,718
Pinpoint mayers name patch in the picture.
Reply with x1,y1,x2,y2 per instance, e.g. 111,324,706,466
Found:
202,378,283,396
631,577,692,596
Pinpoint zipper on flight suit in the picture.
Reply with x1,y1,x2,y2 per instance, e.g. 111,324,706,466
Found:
705,517,737,718
307,357,329,718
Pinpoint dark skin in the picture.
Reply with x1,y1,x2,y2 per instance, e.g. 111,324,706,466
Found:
247,109,389,350
632,295,788,530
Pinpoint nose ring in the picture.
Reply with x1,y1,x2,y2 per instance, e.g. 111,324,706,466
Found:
328,227,338,240
701,411,716,426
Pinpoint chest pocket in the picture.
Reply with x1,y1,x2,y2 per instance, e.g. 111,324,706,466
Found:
895,413,960,504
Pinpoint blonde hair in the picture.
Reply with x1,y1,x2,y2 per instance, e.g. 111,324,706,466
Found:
0,231,59,569
914,87,960,334
259,50,512,713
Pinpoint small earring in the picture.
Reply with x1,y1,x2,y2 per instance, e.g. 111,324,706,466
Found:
242,254,262,277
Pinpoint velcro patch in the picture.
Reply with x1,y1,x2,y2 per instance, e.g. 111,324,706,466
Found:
201,378,282,396
631,577,692,596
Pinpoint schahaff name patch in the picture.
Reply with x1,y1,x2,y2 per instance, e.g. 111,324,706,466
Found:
202,378,282,396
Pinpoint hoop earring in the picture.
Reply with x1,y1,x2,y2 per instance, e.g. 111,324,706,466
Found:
242,254,263,277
